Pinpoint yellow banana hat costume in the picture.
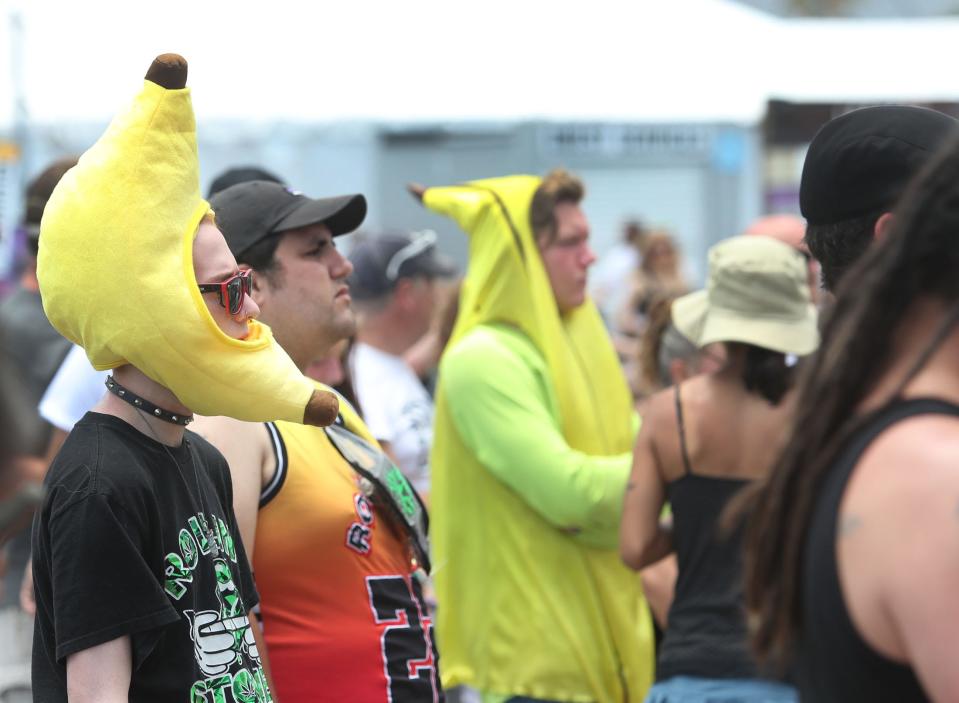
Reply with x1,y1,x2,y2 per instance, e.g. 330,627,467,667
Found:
37,54,336,425
425,176,654,702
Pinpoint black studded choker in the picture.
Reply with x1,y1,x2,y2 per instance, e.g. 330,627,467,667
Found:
105,375,194,426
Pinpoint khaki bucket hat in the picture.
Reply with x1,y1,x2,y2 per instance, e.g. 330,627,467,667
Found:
671,235,818,356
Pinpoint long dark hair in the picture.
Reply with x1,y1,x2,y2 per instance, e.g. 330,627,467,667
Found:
743,136,959,664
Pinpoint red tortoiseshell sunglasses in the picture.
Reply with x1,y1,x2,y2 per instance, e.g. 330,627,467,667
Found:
198,269,254,315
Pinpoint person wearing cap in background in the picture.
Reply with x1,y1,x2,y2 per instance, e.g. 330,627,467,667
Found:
347,229,457,499
620,235,817,703
744,126,959,703
195,180,442,703
30,54,340,702
0,158,75,700
800,105,959,295
412,169,654,703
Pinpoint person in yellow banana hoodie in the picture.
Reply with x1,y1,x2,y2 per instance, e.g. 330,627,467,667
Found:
415,170,655,703
30,54,337,703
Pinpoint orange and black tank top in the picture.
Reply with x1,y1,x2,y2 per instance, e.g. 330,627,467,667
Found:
253,406,442,702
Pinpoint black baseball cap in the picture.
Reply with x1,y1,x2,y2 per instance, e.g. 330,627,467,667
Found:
207,166,284,198
800,105,959,226
210,180,367,258
348,230,457,301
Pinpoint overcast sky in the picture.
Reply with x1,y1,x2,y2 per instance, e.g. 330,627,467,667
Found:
3,0,959,128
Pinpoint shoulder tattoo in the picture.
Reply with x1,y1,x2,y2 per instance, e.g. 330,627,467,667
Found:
838,514,863,538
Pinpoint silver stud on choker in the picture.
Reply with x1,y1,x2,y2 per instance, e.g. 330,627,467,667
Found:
105,376,194,426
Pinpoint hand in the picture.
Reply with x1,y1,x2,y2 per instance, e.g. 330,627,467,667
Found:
19,559,35,615
185,609,243,676
243,622,259,661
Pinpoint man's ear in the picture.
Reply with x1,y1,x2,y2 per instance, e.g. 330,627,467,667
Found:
392,278,415,310
535,229,551,253
244,265,270,307
874,212,895,242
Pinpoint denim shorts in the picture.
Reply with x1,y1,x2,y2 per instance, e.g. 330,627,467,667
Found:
645,676,798,703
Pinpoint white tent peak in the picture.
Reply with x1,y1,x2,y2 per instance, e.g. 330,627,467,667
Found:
3,0,959,128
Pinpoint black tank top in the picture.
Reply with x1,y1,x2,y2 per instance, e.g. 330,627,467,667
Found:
656,387,760,682
797,397,959,702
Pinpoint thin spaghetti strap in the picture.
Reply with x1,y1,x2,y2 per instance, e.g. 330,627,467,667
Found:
674,384,694,475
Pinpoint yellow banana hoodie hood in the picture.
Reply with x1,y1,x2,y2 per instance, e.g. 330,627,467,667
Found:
37,54,336,425
425,175,653,702
425,175,634,453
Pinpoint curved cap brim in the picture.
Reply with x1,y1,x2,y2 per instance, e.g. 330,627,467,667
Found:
275,193,367,236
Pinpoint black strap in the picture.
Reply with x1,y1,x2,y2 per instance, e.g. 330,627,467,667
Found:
324,422,431,573
105,375,194,426
259,423,288,508
674,384,694,476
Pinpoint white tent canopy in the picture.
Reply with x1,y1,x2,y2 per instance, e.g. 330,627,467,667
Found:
3,0,959,128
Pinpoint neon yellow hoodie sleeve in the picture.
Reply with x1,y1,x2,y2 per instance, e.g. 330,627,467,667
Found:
442,324,631,548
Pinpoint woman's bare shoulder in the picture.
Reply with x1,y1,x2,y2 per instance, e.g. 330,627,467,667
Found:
855,413,959,492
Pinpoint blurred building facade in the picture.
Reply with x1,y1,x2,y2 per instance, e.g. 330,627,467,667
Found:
0,120,763,287
734,0,959,17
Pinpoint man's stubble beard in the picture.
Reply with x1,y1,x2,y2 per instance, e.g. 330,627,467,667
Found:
318,307,357,357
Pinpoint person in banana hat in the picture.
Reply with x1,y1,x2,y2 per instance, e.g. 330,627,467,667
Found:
29,54,335,702
413,169,655,703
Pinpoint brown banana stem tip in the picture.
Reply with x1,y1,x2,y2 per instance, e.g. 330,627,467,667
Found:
145,53,188,89
304,388,340,427
407,183,427,203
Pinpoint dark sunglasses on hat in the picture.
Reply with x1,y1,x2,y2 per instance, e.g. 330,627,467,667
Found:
198,269,254,315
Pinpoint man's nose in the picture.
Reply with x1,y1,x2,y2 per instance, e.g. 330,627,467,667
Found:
581,243,598,268
331,250,354,280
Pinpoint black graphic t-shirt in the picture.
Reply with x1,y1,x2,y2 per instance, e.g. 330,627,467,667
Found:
31,412,272,703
